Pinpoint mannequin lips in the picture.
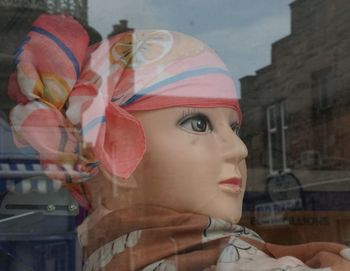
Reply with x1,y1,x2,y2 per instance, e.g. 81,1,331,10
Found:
218,178,242,193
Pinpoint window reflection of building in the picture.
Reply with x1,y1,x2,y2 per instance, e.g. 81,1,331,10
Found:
267,102,288,174
0,0,88,23
311,67,335,159
108,19,134,37
312,68,333,111
240,0,350,245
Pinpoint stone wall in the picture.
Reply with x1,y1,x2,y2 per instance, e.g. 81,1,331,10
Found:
240,0,350,192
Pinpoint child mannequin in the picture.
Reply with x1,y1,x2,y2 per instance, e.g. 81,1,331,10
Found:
9,14,350,271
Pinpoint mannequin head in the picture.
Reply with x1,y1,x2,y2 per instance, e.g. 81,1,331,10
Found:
85,106,247,223
9,14,247,223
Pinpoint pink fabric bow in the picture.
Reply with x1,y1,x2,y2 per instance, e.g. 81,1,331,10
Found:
9,14,146,187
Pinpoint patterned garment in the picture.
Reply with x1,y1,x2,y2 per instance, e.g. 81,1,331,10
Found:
78,206,350,271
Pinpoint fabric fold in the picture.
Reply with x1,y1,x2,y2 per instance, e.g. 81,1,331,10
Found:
78,206,350,271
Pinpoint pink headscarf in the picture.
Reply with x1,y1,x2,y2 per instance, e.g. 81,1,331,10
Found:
9,14,240,206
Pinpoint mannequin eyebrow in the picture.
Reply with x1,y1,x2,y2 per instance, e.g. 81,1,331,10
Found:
181,108,200,118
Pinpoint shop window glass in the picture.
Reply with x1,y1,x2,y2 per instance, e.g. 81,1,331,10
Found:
1,1,350,270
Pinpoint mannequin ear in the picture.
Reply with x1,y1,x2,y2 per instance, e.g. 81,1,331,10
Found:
100,167,138,190
81,100,146,180
81,169,139,211
98,168,142,211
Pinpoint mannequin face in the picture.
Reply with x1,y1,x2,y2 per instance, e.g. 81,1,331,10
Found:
128,106,248,223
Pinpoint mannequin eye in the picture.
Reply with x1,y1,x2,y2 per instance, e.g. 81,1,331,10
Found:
178,113,212,133
231,122,240,136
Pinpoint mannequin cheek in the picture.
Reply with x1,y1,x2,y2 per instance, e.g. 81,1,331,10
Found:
132,157,192,207
240,160,248,189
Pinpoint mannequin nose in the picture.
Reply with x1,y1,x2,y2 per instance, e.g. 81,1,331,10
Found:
219,126,248,163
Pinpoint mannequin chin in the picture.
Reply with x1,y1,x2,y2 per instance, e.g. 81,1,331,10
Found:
85,106,248,224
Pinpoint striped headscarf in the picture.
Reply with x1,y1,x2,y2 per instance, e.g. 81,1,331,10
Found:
9,14,240,207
